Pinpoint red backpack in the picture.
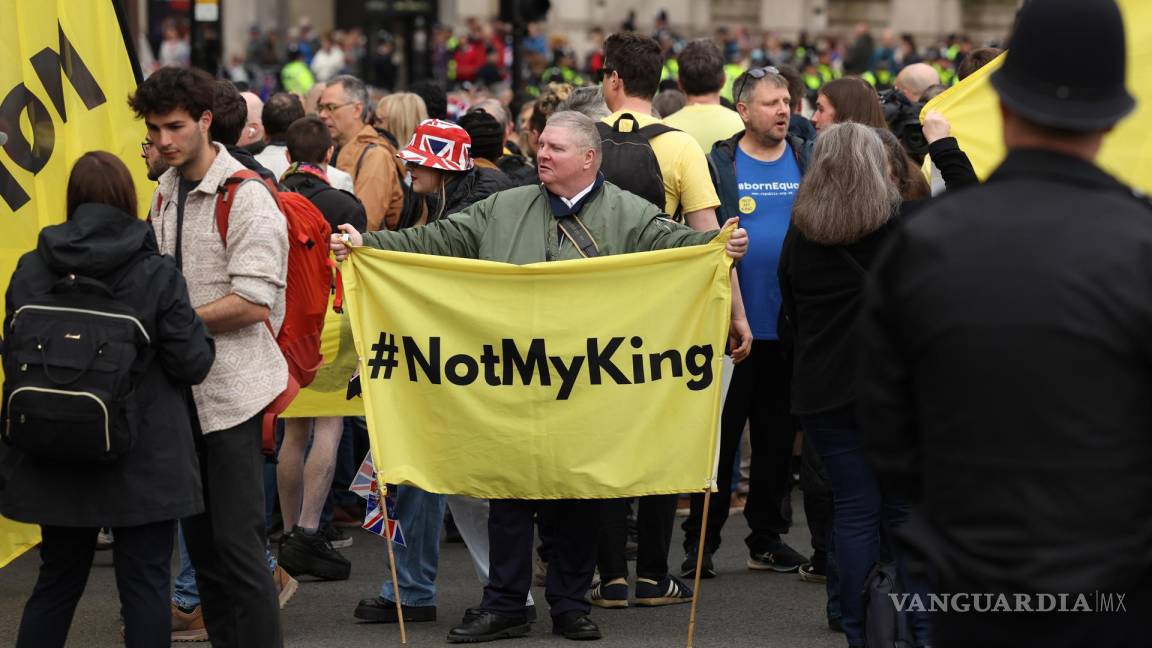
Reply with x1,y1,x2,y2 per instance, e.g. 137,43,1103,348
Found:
215,170,339,455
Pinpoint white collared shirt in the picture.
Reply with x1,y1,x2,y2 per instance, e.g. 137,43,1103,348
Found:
559,180,597,209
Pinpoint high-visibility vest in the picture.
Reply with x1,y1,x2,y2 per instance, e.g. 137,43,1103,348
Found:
859,70,877,86
804,73,822,91
661,58,680,82
721,63,744,101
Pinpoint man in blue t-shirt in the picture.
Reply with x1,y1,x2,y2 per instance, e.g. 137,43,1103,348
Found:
681,66,813,580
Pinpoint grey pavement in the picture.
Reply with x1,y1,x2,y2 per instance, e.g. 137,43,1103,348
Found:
0,490,844,648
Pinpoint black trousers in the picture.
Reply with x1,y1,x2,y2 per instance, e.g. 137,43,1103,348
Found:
482,498,600,619
17,520,175,648
682,340,795,555
598,495,678,582
183,415,283,648
801,432,833,566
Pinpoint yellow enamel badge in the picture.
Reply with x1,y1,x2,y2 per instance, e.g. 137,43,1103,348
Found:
738,196,756,214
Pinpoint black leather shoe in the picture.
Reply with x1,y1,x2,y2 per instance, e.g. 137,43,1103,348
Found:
552,613,601,641
462,605,537,624
447,611,531,643
353,597,436,623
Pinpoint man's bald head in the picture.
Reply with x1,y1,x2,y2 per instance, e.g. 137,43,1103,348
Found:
894,63,941,103
240,91,265,146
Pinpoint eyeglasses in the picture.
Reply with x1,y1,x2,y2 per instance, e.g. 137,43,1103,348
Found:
317,101,355,114
140,140,152,156
734,66,780,104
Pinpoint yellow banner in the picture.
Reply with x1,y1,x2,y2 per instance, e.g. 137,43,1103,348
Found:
1,0,146,565
923,0,1152,191
343,237,733,499
281,295,364,418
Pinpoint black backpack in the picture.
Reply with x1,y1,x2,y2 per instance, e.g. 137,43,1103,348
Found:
2,262,152,462
596,113,679,219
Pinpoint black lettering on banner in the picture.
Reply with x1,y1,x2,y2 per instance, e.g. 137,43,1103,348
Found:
587,336,630,385
1,23,108,211
649,349,684,381
503,338,550,386
445,353,479,386
548,354,585,400
479,344,501,386
0,85,54,176
404,335,441,383
371,333,715,400
685,345,714,390
30,24,108,124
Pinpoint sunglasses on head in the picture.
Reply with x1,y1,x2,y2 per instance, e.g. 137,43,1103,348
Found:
735,66,780,104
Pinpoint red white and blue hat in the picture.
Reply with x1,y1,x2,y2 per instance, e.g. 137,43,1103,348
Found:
397,119,474,172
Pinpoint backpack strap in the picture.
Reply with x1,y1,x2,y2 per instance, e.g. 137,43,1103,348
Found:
354,143,378,180
214,170,277,248
610,112,641,133
556,215,601,258
636,122,679,140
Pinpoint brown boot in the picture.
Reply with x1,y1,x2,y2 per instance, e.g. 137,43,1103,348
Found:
171,604,209,642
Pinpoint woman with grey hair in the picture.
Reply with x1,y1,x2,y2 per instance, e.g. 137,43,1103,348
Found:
776,122,927,648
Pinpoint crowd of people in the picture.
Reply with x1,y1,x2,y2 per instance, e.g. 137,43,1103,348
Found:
3,0,1150,647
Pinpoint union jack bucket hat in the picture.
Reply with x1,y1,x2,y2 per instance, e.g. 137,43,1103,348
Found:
397,119,474,172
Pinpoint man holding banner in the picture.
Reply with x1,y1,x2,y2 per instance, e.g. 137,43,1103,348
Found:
859,0,1152,645
331,110,747,643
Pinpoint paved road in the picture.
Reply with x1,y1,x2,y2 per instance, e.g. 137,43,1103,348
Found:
0,491,844,647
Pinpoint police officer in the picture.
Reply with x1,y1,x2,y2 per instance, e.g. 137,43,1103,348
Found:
861,0,1147,641
858,0,1150,646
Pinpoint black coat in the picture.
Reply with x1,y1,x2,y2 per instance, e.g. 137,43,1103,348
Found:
401,166,515,228
857,149,1152,602
778,137,977,415
281,171,368,232
1,204,215,527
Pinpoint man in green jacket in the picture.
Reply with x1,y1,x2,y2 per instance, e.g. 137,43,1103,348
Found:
331,110,746,643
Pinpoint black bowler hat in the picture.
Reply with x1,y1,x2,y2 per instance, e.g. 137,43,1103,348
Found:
991,0,1136,131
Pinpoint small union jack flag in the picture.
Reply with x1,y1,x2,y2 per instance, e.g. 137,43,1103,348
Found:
363,484,405,546
350,452,376,500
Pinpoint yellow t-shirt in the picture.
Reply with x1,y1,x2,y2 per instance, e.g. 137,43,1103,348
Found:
662,103,746,155
602,110,721,216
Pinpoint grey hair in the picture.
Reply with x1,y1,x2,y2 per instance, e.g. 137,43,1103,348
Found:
735,69,789,105
545,110,602,161
790,122,900,245
471,98,510,132
329,74,370,123
558,86,610,120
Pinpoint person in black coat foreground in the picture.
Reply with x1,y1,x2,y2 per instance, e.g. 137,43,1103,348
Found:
858,1,1151,646
1,152,215,648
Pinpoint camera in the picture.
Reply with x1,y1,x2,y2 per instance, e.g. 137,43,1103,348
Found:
880,89,928,161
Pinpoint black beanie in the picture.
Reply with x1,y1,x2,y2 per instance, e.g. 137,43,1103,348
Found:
458,110,504,162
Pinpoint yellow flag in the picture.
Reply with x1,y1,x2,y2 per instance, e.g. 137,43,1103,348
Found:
923,0,1152,191
1,0,147,566
342,237,733,499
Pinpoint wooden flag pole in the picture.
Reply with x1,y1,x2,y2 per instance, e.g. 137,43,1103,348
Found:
686,487,713,648
385,497,408,644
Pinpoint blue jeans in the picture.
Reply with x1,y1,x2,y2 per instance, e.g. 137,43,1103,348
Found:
172,524,278,609
804,408,916,647
378,485,446,607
